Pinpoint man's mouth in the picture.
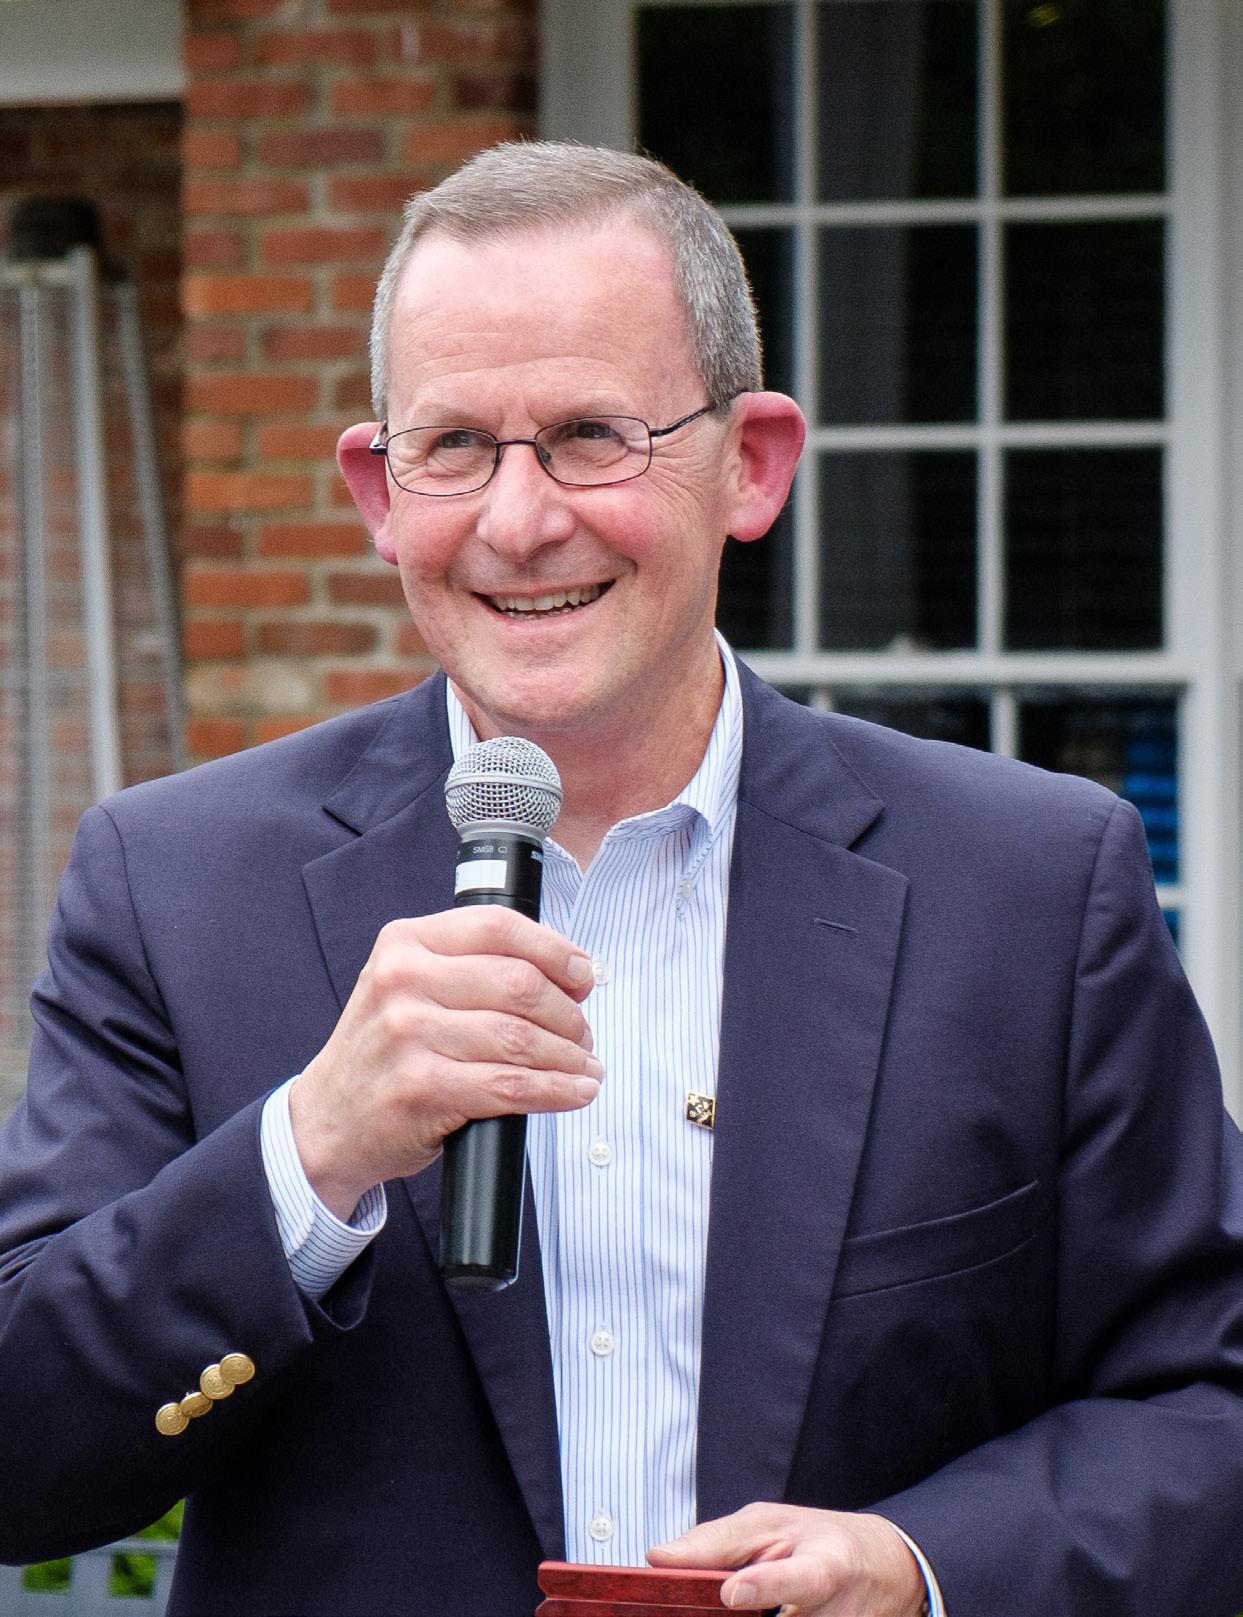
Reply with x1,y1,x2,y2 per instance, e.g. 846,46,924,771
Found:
482,581,611,619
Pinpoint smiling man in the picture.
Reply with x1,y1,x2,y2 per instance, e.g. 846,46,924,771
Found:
336,217,799,861
2,143,1243,1617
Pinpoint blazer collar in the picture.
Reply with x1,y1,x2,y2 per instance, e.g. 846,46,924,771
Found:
320,671,453,836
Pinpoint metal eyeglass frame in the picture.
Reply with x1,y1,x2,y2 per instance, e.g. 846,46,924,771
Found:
368,402,724,497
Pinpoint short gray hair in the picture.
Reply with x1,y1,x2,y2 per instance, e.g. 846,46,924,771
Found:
369,141,763,420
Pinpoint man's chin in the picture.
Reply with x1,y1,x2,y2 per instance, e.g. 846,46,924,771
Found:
449,676,607,747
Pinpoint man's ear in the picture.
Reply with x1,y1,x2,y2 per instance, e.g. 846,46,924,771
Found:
723,392,807,543
338,422,398,564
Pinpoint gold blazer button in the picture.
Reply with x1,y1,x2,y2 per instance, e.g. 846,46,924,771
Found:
155,1402,188,1438
219,1352,256,1387
200,1363,234,1401
179,1390,212,1420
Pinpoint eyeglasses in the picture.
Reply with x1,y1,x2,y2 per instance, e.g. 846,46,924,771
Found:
369,403,722,497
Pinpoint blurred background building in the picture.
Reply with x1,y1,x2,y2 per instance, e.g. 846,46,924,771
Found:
1,0,1240,1116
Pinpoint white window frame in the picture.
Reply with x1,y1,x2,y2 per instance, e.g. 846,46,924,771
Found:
542,0,1243,1111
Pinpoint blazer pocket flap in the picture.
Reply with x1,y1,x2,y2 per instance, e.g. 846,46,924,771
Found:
833,1179,1044,1298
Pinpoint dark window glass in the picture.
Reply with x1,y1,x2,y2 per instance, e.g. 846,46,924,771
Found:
1006,221,1164,421
1005,449,1162,650
818,0,977,200
831,689,991,748
820,225,977,424
1018,693,1178,881
735,228,796,399
637,5,796,204
819,450,976,650
1003,0,1166,197
717,503,794,651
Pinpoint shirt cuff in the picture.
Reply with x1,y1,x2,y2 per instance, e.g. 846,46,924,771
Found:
875,1519,946,1617
260,1075,387,1301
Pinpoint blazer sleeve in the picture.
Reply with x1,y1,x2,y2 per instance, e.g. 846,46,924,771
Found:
0,803,375,1565
876,798,1243,1617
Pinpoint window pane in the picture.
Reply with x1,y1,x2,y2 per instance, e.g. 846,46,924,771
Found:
1004,449,1162,650
1006,221,1164,421
1003,0,1166,196
637,4,796,204
820,450,976,650
818,0,977,201
717,503,794,651
735,228,796,399
820,225,977,424
830,689,990,748
1018,694,1178,881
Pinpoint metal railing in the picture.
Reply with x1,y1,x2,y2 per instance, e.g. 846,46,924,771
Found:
0,1540,175,1614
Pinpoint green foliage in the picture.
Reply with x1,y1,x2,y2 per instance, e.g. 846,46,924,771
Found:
22,1502,183,1597
21,1557,69,1592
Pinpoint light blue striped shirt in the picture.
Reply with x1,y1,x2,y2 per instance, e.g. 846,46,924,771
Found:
521,639,742,1567
259,637,943,1614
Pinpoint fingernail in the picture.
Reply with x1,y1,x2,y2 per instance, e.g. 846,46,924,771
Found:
584,1056,604,1079
726,1582,758,1610
578,1024,594,1052
574,1077,601,1101
568,954,593,983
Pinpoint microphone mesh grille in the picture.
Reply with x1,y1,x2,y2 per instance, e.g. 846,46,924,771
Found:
444,735,562,835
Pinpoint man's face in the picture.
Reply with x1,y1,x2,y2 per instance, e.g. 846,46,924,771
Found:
360,220,745,748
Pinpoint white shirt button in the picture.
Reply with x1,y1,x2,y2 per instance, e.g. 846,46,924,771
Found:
587,1138,613,1167
591,957,611,984
589,1512,614,1542
589,1328,615,1357
677,878,692,898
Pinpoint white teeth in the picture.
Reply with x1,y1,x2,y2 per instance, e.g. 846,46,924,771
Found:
489,583,606,615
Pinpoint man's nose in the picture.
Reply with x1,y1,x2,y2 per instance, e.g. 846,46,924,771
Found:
475,438,575,557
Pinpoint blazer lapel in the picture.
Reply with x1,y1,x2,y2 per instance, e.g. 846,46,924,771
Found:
402,1164,566,1559
300,675,565,1559
697,672,909,1522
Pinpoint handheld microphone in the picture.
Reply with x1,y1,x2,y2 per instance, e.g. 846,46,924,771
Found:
440,735,563,1291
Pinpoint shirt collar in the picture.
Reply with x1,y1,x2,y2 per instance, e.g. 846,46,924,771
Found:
444,631,743,842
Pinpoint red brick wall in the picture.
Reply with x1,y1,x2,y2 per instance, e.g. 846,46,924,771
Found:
180,0,537,760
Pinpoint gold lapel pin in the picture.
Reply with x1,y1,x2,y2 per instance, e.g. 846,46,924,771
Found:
685,1092,716,1131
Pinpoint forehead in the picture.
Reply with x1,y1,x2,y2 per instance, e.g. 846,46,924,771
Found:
386,219,700,414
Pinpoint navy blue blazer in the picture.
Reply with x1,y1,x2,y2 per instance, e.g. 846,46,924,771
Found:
1,667,1242,1617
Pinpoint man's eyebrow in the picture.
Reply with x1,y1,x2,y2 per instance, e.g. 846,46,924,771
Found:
391,403,488,427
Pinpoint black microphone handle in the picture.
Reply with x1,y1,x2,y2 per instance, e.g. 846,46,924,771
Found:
440,828,545,1292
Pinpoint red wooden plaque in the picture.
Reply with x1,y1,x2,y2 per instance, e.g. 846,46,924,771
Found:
536,1562,775,1616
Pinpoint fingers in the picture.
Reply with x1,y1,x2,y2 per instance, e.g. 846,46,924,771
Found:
290,905,603,1214
368,949,595,1058
436,1059,602,1124
420,1004,600,1077
648,1504,789,1571
650,1505,925,1617
375,909,596,1043
397,906,596,1002
718,1546,851,1614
